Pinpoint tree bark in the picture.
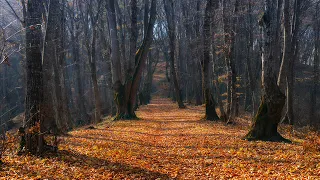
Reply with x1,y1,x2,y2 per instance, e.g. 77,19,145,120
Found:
89,26,102,123
163,0,185,108
227,0,239,123
244,0,287,142
202,0,219,121
245,0,256,116
129,0,138,71
24,0,44,154
310,2,320,125
280,0,301,125
108,0,157,119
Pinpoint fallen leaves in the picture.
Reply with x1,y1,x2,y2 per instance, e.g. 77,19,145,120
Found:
0,98,320,179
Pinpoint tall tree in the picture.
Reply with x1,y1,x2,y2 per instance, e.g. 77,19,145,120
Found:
310,1,320,125
129,0,138,71
244,0,287,141
108,0,157,119
278,0,302,125
163,0,185,108
202,0,219,120
24,0,45,154
245,0,257,116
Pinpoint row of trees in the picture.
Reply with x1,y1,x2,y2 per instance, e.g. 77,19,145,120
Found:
0,0,319,153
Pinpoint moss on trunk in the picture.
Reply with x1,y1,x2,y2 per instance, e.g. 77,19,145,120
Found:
244,94,290,142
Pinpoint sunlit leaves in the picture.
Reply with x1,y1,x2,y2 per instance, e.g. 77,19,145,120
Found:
1,98,320,179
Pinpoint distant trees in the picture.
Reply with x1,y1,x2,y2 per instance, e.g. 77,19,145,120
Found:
163,0,185,108
81,0,104,123
0,0,319,150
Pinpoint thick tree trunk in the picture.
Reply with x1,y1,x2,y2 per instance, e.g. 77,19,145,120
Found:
107,0,125,118
24,0,44,154
42,0,72,137
244,0,287,142
127,0,157,116
42,0,59,135
108,0,157,120
202,0,219,121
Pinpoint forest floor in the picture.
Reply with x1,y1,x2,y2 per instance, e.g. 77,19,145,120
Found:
1,97,320,179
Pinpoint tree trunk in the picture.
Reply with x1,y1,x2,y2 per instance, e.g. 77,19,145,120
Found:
245,0,256,116
42,0,59,135
107,0,125,118
129,0,138,71
59,1,73,129
226,0,239,123
310,2,319,126
244,0,287,142
202,0,219,121
108,0,157,119
89,26,102,123
127,0,157,116
281,0,301,125
24,0,44,154
163,0,185,108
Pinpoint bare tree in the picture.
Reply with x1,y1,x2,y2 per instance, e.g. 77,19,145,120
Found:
108,0,157,119
163,0,185,108
310,1,320,125
244,0,287,142
202,0,219,120
24,0,45,154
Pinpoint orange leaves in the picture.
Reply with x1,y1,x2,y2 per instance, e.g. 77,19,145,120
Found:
303,133,320,153
1,98,320,179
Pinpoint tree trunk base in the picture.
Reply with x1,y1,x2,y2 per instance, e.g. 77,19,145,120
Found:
244,131,290,142
203,107,220,121
178,104,186,109
243,94,290,143
113,113,139,121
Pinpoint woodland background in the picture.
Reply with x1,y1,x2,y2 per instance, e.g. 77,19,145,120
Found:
0,0,319,178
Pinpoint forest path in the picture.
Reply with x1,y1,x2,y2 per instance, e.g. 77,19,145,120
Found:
2,98,320,179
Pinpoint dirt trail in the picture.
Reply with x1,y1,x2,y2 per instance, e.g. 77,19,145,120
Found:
1,97,320,179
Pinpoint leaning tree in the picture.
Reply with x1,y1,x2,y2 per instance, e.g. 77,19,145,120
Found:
107,0,157,119
244,0,287,141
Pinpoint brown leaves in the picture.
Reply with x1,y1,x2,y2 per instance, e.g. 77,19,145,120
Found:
1,98,320,179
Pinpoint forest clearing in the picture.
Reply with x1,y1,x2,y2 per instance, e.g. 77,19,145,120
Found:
1,97,320,179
